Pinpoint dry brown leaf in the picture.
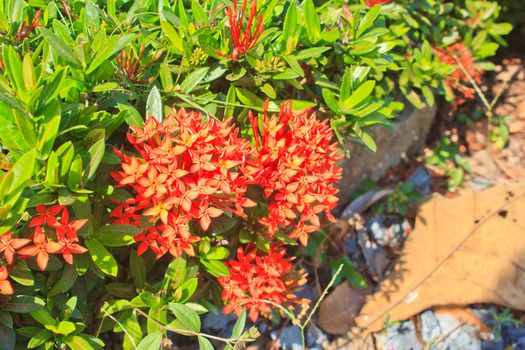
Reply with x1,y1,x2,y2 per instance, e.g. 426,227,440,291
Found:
355,183,525,333
317,281,371,335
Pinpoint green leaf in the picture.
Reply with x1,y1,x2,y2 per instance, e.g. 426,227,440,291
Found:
161,18,184,55
180,67,209,93
204,247,229,260
191,0,208,24
28,329,52,348
322,88,341,114
303,0,321,44
342,80,376,110
136,331,162,350
0,322,15,350
164,257,187,289
357,5,381,37
63,334,104,350
22,54,36,90
85,237,118,277
38,28,81,68
169,303,201,332
198,336,214,350
13,110,36,149
281,3,297,53
130,251,146,289
224,85,236,118
53,321,76,335
85,138,105,180
3,295,44,313
48,264,78,296
199,259,229,277
95,224,140,247
146,86,163,122
231,309,246,338
67,155,83,190
86,34,134,74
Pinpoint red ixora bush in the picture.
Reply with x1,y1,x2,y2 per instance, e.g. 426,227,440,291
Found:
112,101,342,319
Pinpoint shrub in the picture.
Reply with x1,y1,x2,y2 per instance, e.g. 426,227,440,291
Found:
0,0,510,349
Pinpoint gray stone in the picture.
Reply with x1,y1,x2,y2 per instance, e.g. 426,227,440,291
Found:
420,310,441,342
374,320,423,350
336,104,437,211
408,166,432,196
270,326,303,350
306,324,328,348
433,313,481,350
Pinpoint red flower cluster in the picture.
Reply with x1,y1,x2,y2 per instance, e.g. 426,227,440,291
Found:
248,102,342,246
218,246,308,322
435,42,483,109
217,0,264,60
0,205,87,295
112,109,255,258
364,0,393,7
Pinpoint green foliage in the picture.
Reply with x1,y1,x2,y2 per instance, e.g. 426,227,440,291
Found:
0,0,510,349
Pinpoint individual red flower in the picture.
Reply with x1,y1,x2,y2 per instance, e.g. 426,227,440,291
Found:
112,108,255,259
28,204,64,228
364,0,393,6
0,231,30,265
246,101,342,245
217,0,264,60
0,266,13,295
434,42,484,111
17,227,63,271
219,245,309,322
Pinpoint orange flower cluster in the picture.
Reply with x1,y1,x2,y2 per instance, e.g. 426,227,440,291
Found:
112,109,255,258
435,42,483,109
0,205,87,295
218,246,308,322
217,0,264,60
248,102,342,246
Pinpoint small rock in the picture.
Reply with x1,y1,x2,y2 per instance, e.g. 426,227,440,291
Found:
270,326,303,350
434,313,481,350
306,324,328,348
374,320,423,350
408,167,432,196
357,229,390,279
202,310,237,338
420,310,441,342
366,216,410,248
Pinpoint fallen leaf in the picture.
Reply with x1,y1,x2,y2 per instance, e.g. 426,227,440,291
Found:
355,183,525,333
318,281,371,335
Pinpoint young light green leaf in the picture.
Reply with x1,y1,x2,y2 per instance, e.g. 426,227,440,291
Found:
38,28,81,68
146,86,163,122
303,0,321,44
342,80,376,110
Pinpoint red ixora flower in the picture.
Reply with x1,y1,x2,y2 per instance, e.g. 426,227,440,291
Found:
218,245,309,322
217,0,264,60
112,108,255,259
364,0,393,6
246,101,342,246
0,231,30,265
434,42,483,111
